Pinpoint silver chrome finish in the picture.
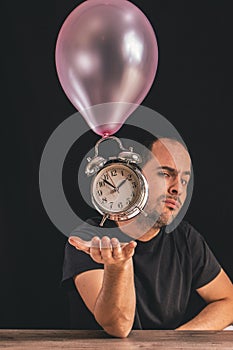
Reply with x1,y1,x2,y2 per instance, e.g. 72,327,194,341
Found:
85,135,142,176
86,136,149,225
90,161,149,223
85,156,107,176
118,150,142,164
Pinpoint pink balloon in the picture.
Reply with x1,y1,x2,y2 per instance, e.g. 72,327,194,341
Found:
55,0,158,136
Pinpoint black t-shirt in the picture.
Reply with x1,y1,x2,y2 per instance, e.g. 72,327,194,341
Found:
62,218,221,330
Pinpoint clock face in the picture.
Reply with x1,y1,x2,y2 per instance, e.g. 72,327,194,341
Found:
92,163,142,215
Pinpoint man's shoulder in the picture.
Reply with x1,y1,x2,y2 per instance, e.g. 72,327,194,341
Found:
172,220,193,234
171,220,202,243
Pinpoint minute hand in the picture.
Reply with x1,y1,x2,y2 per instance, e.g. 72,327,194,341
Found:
117,178,127,190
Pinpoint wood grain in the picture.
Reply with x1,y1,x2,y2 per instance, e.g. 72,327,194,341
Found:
0,329,232,350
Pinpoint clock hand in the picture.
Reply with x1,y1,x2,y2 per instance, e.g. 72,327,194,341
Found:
106,171,117,188
109,178,127,194
103,179,117,190
116,178,127,190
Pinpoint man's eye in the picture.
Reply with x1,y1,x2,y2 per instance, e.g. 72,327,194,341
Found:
181,179,188,186
158,171,169,177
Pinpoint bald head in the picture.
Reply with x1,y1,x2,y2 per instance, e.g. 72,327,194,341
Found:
151,138,191,171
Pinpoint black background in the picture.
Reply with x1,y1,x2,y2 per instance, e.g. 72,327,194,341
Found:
0,0,232,328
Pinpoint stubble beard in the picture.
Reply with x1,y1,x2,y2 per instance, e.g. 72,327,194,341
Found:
118,199,180,239
137,204,177,232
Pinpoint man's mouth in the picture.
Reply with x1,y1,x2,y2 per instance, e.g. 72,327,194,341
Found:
162,199,180,210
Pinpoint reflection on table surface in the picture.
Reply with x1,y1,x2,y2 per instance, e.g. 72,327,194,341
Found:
0,329,233,350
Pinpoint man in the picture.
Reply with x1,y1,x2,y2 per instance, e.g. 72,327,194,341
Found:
62,137,233,338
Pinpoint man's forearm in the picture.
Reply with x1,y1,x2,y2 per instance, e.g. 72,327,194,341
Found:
93,259,136,338
177,298,233,330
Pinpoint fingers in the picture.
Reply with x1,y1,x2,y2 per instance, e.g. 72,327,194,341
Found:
90,236,102,262
122,241,137,258
90,236,114,263
68,236,91,254
111,238,122,260
69,235,137,264
99,237,137,262
99,236,112,261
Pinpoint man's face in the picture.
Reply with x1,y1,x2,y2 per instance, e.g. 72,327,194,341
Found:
142,139,191,227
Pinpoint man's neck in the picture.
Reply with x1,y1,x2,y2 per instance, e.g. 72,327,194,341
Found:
137,227,160,242
117,219,160,242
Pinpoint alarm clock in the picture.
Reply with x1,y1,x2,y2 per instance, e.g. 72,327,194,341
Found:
85,136,148,226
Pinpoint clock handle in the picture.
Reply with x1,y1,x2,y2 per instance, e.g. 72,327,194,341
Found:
93,135,127,158
85,135,142,176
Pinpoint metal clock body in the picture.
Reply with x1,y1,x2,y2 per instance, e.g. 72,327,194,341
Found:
85,136,149,226
91,160,148,223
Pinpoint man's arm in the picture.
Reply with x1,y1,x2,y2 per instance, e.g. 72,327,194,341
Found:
69,235,137,338
177,269,233,330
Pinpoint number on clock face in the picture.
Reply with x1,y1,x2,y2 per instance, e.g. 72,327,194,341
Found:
92,164,140,213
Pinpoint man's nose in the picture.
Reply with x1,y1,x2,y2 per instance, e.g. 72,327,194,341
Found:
168,178,182,196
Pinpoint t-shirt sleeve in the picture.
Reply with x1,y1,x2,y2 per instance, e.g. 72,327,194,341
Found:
187,224,221,289
61,217,131,286
61,241,104,285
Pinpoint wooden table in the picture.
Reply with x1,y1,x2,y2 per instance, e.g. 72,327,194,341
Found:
0,329,232,350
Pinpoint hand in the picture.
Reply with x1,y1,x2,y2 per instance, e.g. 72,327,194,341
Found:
68,236,137,265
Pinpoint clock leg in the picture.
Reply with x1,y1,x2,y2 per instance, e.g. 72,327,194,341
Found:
99,213,109,227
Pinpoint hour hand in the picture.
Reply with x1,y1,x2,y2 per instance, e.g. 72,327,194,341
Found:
103,179,117,190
